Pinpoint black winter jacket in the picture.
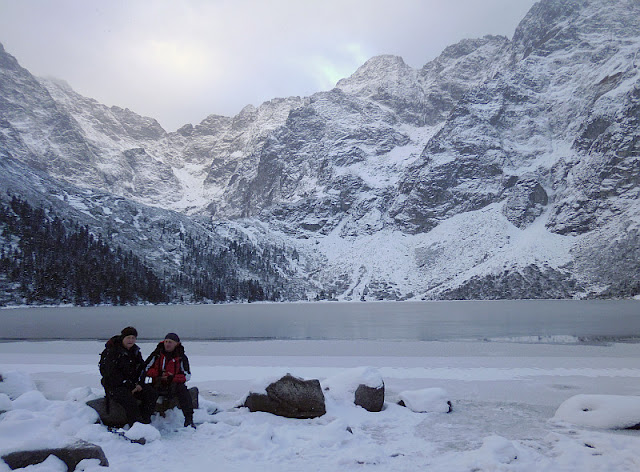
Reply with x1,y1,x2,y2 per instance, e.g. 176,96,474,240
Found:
100,335,146,391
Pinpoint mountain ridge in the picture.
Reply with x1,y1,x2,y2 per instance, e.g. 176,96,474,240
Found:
1,0,639,304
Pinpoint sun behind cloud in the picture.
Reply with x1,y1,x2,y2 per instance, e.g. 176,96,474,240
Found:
138,38,214,82
308,42,370,91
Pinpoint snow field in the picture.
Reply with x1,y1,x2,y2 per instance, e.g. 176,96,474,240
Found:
1,339,640,471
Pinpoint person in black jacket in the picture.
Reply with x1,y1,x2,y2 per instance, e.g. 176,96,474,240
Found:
100,326,158,427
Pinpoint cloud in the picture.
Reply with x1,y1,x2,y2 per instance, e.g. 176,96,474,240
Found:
0,0,537,131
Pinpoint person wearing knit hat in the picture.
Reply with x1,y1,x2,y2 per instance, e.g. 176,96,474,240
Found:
99,326,158,427
144,332,196,428
121,326,138,338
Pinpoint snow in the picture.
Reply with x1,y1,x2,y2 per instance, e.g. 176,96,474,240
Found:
1,339,640,471
553,394,640,429
308,200,577,300
323,367,383,404
397,387,450,413
124,423,161,443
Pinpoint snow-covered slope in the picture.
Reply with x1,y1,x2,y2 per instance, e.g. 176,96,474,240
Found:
1,0,639,302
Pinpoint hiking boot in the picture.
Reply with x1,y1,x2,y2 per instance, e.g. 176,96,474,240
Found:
184,414,196,429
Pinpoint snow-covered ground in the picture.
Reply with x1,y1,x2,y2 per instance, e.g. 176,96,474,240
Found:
1,339,640,471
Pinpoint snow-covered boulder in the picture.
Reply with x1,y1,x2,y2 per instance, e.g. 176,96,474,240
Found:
323,367,385,412
125,423,161,443
1,440,108,470
66,386,101,403
475,435,518,464
553,394,640,429
0,371,37,400
242,373,326,419
397,387,452,413
0,393,11,414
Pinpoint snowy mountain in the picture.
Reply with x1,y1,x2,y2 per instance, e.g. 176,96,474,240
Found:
1,0,639,304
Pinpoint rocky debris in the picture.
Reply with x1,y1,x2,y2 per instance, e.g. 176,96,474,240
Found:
86,387,199,428
242,374,326,419
501,177,548,228
1,440,108,470
438,265,581,300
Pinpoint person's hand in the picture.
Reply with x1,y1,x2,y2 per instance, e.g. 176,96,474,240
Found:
132,384,142,394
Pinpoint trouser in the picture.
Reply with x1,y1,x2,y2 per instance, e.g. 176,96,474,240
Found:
160,382,194,418
171,383,193,418
108,384,158,427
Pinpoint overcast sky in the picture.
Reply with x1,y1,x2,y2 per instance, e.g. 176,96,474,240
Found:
0,0,537,131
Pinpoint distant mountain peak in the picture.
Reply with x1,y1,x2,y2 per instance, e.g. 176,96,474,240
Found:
335,54,414,94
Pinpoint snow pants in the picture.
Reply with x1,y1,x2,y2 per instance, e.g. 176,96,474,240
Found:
161,382,194,417
108,384,158,427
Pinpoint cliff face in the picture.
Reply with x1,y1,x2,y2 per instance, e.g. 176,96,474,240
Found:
1,0,639,302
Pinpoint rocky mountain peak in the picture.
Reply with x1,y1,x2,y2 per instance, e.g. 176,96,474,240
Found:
1,0,639,302
437,35,510,62
513,0,639,59
336,54,412,94
421,35,512,81
0,42,22,71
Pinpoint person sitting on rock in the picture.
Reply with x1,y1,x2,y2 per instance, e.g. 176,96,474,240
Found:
100,326,158,427
144,332,196,428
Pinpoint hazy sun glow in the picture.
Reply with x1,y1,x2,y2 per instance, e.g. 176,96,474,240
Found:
140,39,213,81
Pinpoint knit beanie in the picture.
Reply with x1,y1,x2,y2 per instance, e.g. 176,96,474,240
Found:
164,332,180,343
121,326,138,338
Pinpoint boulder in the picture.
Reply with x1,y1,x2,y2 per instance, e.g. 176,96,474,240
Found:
243,374,326,418
86,397,128,428
87,387,199,427
2,440,108,470
397,388,453,413
322,367,385,412
354,382,385,412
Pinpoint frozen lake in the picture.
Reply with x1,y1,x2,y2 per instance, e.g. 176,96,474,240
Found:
1,299,639,342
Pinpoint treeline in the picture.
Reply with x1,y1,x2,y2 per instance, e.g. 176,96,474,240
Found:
172,234,284,303
0,195,284,306
0,196,168,306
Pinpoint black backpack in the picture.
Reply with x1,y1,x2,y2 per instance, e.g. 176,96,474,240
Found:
99,336,119,380
99,347,109,378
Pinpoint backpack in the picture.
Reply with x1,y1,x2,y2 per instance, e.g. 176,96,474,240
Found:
99,336,119,379
99,347,109,378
